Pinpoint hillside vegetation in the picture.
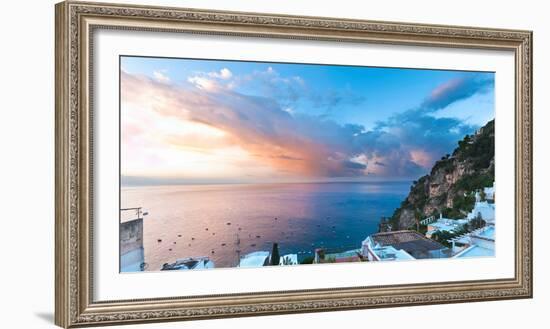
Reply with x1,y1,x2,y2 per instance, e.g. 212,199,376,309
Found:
380,119,494,231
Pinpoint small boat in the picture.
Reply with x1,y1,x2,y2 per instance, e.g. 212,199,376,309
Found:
161,257,215,271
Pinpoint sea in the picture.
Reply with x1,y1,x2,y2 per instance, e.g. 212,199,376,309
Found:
121,181,411,271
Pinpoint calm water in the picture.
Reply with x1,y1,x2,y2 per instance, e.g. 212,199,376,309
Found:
121,182,410,270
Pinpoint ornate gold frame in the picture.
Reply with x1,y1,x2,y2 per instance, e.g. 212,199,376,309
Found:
55,1,533,327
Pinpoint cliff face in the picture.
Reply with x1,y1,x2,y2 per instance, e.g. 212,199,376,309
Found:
383,120,494,231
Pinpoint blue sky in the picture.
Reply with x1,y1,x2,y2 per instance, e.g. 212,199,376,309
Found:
120,56,494,183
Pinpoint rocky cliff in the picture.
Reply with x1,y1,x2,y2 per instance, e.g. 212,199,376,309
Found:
381,119,495,231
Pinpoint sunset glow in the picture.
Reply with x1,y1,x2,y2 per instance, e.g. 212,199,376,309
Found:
120,57,494,185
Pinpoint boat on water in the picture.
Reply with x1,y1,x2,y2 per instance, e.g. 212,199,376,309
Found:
161,257,215,271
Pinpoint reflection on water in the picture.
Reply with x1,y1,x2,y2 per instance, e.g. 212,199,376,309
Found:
121,181,410,270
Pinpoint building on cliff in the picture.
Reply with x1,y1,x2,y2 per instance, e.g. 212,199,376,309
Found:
424,213,469,239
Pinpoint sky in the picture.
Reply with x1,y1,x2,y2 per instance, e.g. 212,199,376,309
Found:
120,56,494,185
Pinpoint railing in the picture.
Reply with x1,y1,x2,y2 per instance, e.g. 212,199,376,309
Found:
120,207,146,223
315,245,362,255
420,215,436,226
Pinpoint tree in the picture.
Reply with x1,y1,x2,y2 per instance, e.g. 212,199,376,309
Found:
281,256,294,265
469,212,486,230
270,243,280,266
414,210,422,232
431,230,454,247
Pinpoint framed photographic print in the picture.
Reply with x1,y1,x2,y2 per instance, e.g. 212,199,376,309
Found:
55,1,533,327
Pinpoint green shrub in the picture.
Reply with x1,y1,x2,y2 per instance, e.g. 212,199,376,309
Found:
300,256,314,264
452,193,475,213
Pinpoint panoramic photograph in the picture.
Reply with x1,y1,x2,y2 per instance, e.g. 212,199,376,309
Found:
119,56,495,272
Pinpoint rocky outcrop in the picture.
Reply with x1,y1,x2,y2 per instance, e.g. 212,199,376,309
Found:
383,120,494,231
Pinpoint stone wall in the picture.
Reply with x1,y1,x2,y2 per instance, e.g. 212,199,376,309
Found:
120,218,143,255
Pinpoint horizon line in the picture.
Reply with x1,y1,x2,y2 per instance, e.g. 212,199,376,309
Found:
120,176,415,188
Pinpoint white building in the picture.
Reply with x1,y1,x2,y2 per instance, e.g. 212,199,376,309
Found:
425,214,469,238
424,186,495,239
467,201,495,224
484,182,495,201
239,251,270,267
